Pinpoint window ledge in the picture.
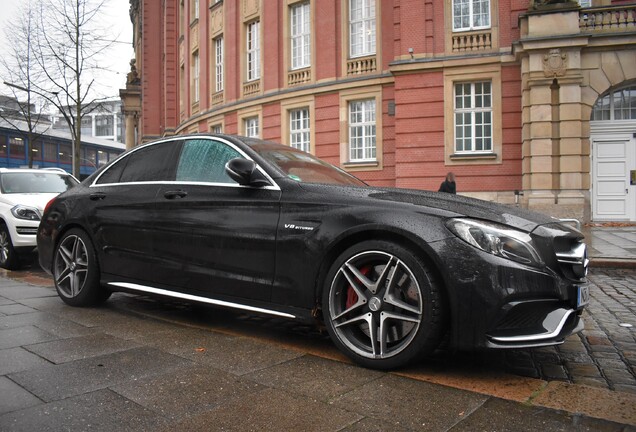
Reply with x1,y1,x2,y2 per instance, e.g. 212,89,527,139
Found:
344,161,379,169
450,152,497,161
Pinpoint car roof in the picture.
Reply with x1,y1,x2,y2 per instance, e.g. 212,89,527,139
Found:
0,167,73,175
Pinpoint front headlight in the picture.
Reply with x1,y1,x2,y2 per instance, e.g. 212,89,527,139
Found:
11,205,41,221
447,218,543,267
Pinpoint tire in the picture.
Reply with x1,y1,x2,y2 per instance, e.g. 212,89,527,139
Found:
0,224,20,270
322,240,446,370
53,228,111,306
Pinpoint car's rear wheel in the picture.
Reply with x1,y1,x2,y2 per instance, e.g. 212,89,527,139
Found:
322,240,445,370
0,224,20,270
53,229,110,306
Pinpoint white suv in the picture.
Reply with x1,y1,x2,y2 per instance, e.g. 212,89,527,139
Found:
0,168,79,269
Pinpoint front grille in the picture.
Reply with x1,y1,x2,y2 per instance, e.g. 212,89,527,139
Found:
16,227,38,235
556,241,588,281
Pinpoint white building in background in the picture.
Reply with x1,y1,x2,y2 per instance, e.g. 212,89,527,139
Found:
50,99,126,144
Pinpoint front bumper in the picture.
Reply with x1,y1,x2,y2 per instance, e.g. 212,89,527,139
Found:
8,220,39,248
431,235,587,351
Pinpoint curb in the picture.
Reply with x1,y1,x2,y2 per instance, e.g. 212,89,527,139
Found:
589,258,636,269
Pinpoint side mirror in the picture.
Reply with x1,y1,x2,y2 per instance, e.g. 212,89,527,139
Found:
225,158,271,187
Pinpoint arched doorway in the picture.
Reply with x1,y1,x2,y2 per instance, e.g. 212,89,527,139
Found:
590,84,636,222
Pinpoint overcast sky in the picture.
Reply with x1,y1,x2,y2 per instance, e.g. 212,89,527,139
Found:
0,0,134,99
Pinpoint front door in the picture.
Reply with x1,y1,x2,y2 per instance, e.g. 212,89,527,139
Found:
592,135,636,221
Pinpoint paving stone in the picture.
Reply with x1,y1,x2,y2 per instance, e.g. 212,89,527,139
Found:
25,333,141,364
0,376,42,416
162,388,361,432
541,364,569,380
8,347,193,402
572,377,610,389
0,285,56,301
0,311,95,339
0,347,51,375
112,364,261,419
450,397,626,432
332,374,488,431
566,363,602,378
0,389,167,431
0,304,37,316
341,417,414,432
0,326,57,350
244,354,383,401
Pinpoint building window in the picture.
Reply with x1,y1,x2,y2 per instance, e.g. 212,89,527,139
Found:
290,2,310,70
579,0,591,7
9,137,25,159
95,115,114,137
192,51,200,103
59,143,71,164
247,21,260,81
453,0,490,32
290,108,310,152
592,85,636,121
349,99,376,162
349,0,376,58
214,37,224,92
454,81,492,153
245,116,259,138
212,124,222,134
192,0,199,21
43,142,58,162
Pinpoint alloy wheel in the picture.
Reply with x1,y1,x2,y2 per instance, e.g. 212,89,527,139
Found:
328,250,423,360
0,231,9,264
54,234,89,298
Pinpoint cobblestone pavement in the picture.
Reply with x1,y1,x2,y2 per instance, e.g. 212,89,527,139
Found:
496,267,636,393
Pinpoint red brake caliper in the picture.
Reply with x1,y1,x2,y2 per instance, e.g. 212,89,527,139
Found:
346,266,371,308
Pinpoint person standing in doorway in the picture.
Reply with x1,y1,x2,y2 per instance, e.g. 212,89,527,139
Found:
438,172,456,194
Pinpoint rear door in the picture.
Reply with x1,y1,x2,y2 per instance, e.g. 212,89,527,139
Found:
87,140,182,281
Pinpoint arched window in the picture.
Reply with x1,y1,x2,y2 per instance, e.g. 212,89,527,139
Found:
591,85,636,121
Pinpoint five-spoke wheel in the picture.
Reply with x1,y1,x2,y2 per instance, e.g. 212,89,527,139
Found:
323,241,445,369
53,229,109,306
0,224,20,270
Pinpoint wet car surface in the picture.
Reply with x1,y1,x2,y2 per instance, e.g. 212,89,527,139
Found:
37,134,589,369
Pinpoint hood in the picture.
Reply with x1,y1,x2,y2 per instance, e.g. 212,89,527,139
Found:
0,193,60,212
298,182,559,233
368,188,558,231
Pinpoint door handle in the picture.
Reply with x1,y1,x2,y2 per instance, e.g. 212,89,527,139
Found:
164,190,188,199
89,192,106,201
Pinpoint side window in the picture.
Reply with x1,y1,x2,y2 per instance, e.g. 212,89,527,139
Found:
176,139,241,184
118,141,180,183
96,157,128,184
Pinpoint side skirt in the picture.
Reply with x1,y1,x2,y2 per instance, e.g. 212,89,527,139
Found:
107,281,297,319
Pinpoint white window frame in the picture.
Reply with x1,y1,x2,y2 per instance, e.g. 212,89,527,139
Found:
454,81,493,154
215,37,224,92
452,0,491,32
212,124,222,134
579,0,592,7
247,21,261,81
349,0,376,58
245,116,259,138
290,108,310,152
192,51,200,103
193,0,199,20
290,2,310,70
592,85,636,121
348,99,376,162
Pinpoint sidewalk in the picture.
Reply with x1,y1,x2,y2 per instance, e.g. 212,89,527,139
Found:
586,224,636,268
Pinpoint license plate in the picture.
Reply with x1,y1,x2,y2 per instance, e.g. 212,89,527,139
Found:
577,285,590,308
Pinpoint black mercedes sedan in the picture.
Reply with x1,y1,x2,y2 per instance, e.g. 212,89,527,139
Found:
37,134,589,370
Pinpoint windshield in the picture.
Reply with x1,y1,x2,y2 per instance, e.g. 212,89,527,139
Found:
256,147,366,186
1,172,78,194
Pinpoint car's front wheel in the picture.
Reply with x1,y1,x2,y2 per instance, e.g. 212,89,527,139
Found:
322,240,446,370
53,229,110,306
0,224,20,270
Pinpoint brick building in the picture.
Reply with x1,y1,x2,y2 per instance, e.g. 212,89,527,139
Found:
120,0,636,222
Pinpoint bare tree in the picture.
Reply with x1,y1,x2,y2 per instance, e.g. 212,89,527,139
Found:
0,0,50,168
30,0,116,177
